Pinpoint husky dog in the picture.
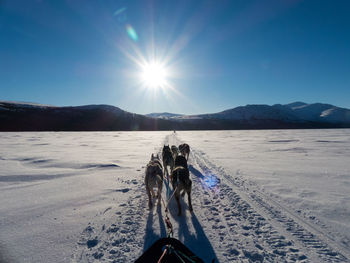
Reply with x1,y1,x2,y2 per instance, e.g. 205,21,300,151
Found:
171,145,179,160
145,154,163,209
171,155,193,216
151,153,162,169
179,143,190,161
174,154,188,170
162,145,174,179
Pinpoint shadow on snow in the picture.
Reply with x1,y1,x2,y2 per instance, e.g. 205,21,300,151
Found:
168,198,218,263
143,205,166,252
142,164,218,262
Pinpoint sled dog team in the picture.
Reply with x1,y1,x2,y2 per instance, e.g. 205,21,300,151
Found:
145,143,191,216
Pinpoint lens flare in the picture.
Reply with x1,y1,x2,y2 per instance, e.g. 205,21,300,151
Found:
113,7,127,16
126,24,138,42
204,175,219,189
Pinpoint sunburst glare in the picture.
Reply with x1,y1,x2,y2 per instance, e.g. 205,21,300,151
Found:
111,8,201,113
140,61,169,89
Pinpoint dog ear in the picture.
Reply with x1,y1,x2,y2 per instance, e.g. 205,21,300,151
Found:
151,153,154,158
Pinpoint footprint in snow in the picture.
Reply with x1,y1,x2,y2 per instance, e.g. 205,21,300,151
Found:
115,188,130,193
87,238,98,248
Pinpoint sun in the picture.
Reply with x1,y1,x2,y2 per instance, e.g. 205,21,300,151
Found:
140,61,168,89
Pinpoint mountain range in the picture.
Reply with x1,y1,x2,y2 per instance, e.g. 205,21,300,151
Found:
1,101,350,131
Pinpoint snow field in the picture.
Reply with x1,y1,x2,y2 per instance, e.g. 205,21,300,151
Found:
0,132,166,262
1,130,350,262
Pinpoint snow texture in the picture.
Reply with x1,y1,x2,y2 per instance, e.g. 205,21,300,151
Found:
1,130,350,262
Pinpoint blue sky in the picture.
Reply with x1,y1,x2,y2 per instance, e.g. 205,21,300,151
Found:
1,0,350,114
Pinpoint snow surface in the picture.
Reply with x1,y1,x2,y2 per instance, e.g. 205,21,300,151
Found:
1,130,350,262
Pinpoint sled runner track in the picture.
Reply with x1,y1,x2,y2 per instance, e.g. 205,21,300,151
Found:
187,149,308,262
189,156,303,262
186,141,350,262
222,165,350,262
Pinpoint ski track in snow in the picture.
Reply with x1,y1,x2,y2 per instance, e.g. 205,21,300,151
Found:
73,133,350,262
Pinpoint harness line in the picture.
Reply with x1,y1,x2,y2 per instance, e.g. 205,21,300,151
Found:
156,142,197,263
160,185,177,238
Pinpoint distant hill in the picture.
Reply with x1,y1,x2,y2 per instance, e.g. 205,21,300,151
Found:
284,103,350,123
0,101,176,131
1,101,349,131
197,104,299,122
193,102,350,124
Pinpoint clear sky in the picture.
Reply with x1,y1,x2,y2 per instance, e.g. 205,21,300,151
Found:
1,0,350,114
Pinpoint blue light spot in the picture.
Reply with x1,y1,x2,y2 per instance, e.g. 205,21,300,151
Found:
203,174,219,189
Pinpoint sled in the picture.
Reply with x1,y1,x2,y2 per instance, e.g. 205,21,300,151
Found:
135,237,205,263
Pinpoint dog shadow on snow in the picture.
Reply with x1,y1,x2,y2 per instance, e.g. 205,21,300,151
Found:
167,192,219,262
143,204,167,251
143,197,218,262
142,165,218,262
189,164,205,180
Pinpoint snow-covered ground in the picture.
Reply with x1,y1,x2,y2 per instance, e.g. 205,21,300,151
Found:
0,130,349,262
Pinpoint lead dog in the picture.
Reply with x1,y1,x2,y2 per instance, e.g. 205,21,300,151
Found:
179,143,190,161
162,145,174,180
145,154,163,209
171,155,192,216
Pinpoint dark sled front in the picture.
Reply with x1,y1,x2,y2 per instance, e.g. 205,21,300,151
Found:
135,237,204,263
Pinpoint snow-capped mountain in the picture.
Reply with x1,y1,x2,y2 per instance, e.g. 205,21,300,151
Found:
284,101,309,110
185,102,350,124
284,102,350,123
197,104,299,122
145,112,183,119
